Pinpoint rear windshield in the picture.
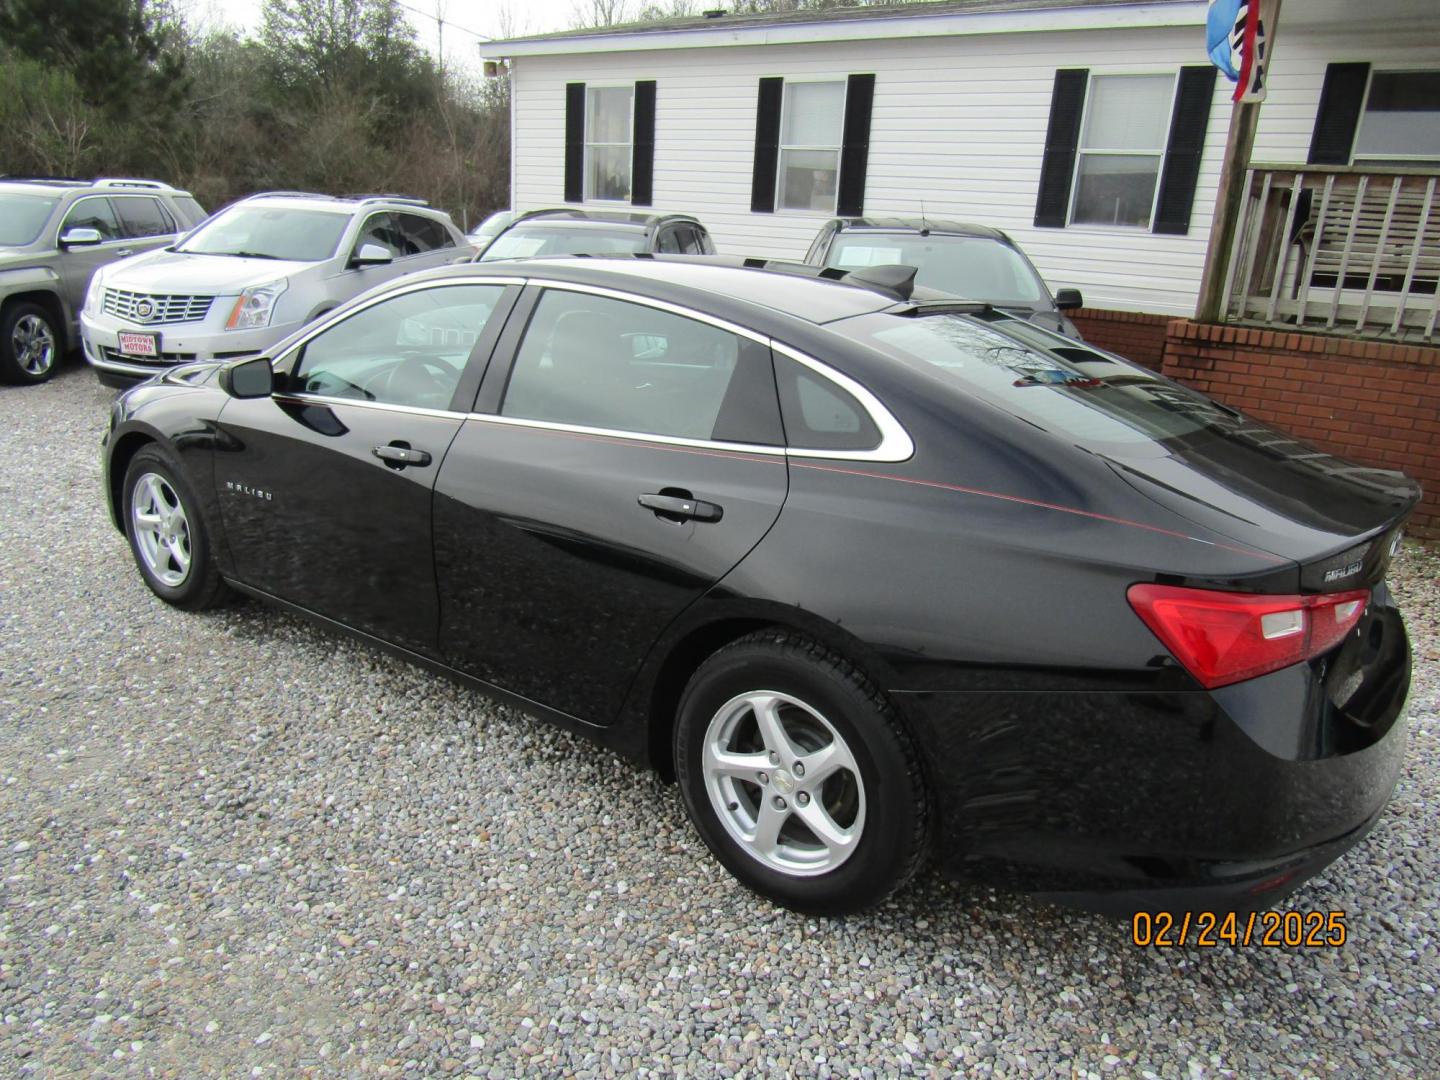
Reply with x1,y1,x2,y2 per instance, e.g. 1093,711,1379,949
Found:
0,194,58,246
840,312,1241,448
828,234,1049,308
176,205,351,261
480,225,646,261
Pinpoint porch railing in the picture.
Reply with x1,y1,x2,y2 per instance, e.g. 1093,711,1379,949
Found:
1219,164,1440,343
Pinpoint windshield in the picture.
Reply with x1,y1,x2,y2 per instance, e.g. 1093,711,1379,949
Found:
480,225,646,261
471,211,514,239
0,194,59,246
828,234,1050,308
176,205,351,261
841,311,1242,449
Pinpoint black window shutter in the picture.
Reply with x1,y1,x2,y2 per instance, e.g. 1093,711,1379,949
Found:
564,82,585,203
751,77,784,214
1034,69,1088,228
1153,65,1218,235
631,80,657,207
1308,62,1370,165
837,73,876,217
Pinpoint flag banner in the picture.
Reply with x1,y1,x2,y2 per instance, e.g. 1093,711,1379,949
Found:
1207,0,1269,103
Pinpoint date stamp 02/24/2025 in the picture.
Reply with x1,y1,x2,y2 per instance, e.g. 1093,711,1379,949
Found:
1131,910,1349,948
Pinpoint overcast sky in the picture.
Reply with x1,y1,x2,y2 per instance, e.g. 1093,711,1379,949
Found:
181,0,583,73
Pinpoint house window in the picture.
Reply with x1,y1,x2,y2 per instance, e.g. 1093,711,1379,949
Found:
1070,73,1178,228
778,80,845,213
1354,71,1440,161
586,86,634,201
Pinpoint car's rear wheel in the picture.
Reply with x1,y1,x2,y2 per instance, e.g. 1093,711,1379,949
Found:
0,301,61,385
674,631,928,914
123,446,230,610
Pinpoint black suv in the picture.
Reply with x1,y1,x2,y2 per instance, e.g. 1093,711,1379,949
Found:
804,217,1084,338
478,209,716,262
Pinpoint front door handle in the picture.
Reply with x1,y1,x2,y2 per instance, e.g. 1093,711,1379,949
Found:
372,443,432,467
114,248,133,258
638,491,723,523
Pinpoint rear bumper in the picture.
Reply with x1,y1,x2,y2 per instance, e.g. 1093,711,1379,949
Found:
897,600,1411,913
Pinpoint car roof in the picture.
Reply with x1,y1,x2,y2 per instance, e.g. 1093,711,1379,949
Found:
509,209,700,231
406,255,899,327
234,192,453,221
831,216,1011,243
0,177,189,197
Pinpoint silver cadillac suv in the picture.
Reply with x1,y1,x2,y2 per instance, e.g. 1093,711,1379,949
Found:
81,192,471,387
0,177,206,385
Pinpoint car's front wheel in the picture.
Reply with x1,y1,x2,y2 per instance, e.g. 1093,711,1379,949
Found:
675,631,929,915
0,301,61,384
123,446,230,610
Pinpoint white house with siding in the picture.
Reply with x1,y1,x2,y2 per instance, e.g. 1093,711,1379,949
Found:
488,0,1440,322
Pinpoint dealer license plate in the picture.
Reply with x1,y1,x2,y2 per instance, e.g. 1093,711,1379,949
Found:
117,331,159,358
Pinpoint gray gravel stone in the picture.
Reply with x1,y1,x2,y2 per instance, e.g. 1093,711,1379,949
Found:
1,364,1437,1077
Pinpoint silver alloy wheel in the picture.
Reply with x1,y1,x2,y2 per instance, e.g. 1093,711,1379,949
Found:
130,472,193,588
702,690,866,876
12,314,56,376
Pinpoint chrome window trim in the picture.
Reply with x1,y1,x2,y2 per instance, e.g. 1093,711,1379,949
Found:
463,411,787,457
513,279,914,463
272,392,467,421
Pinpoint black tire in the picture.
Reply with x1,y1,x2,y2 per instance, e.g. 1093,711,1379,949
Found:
674,630,929,915
122,445,231,610
0,300,62,385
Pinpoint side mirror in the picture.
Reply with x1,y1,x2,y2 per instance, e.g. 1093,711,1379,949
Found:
351,243,393,268
1054,287,1084,311
218,355,274,399
59,227,103,248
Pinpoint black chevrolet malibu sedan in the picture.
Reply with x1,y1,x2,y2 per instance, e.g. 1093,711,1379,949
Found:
101,256,1419,916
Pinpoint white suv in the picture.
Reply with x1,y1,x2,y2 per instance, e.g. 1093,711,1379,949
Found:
81,192,471,387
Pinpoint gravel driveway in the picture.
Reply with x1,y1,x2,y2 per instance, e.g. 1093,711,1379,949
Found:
2,364,1437,1078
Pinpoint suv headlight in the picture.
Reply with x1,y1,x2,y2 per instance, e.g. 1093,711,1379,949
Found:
225,279,288,331
83,271,104,318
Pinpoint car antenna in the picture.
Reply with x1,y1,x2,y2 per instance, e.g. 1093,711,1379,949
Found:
920,199,930,237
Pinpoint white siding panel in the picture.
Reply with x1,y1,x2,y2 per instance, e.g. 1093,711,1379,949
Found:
514,24,1440,315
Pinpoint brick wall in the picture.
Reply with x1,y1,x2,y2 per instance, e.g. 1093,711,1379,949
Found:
1070,308,1171,370
1161,321,1440,541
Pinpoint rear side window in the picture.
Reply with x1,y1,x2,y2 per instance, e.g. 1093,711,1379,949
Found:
60,197,122,242
399,213,455,252
774,354,881,452
173,196,207,226
355,212,410,257
501,289,782,444
113,196,175,238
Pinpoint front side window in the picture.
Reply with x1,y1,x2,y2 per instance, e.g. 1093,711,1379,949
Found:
288,285,504,410
1071,73,1177,228
60,197,122,243
399,213,455,252
779,80,845,212
501,289,782,444
113,196,175,239
1354,71,1440,160
586,86,634,201
177,205,351,261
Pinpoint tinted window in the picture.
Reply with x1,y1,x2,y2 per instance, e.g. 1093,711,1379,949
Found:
827,234,1048,307
0,194,58,245
501,289,782,443
355,212,411,258
174,196,207,226
290,285,504,410
114,196,175,238
680,226,709,255
774,354,881,451
480,226,646,261
399,213,454,252
841,312,1242,448
60,197,122,242
656,227,683,254
177,205,350,261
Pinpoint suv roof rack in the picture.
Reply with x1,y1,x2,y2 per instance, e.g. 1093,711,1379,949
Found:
346,193,430,207
94,178,174,191
244,190,334,201
0,176,89,186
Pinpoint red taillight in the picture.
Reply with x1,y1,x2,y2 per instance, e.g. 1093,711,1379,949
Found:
1127,584,1370,689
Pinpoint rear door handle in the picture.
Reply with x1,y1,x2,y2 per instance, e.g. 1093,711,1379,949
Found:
638,491,723,523
114,249,133,258
372,444,432,467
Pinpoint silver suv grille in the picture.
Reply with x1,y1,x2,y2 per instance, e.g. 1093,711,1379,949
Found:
103,288,214,326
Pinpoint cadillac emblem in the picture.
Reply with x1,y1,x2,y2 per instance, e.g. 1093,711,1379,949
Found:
133,298,155,322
